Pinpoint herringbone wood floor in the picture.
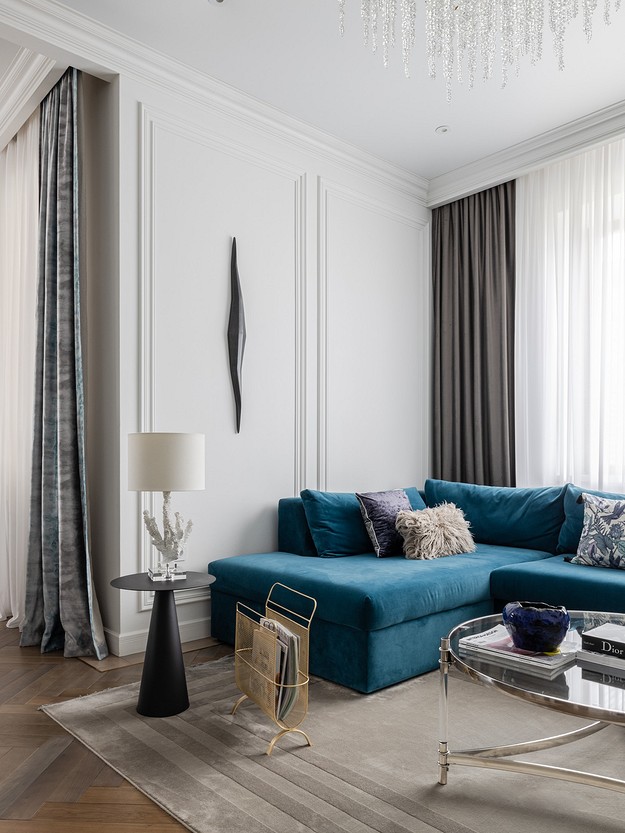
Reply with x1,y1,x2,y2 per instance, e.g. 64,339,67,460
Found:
0,623,233,832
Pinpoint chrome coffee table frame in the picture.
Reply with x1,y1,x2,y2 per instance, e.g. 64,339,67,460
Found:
438,610,625,793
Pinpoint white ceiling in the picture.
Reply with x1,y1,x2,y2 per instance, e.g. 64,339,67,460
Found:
6,1,625,180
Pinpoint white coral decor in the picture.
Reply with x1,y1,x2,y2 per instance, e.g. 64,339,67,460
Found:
143,490,193,562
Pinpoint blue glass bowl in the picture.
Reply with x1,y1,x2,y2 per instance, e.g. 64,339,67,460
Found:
502,601,570,653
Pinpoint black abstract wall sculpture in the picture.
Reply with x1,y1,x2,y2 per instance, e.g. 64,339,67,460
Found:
227,237,246,433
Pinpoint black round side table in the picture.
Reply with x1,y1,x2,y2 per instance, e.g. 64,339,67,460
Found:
111,571,215,717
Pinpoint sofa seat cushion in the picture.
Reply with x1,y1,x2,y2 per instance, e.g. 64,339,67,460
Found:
208,544,552,633
490,554,625,613
424,479,566,553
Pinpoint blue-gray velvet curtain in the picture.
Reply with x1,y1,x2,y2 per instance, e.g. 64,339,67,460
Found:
20,68,107,658
431,181,516,487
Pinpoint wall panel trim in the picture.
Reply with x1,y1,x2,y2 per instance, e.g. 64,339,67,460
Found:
317,176,428,490
139,104,307,609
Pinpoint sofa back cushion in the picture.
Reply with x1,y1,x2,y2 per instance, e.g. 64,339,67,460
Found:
558,484,625,554
424,479,566,553
299,487,426,557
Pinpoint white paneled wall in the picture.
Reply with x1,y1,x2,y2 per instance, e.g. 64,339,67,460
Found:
319,179,429,492
86,75,430,654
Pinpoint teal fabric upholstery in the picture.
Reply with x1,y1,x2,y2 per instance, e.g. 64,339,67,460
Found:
491,554,625,614
300,487,426,558
278,498,318,556
210,587,494,692
424,479,566,553
558,484,625,554
209,545,551,632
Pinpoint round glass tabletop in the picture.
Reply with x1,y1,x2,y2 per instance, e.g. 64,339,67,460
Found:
448,610,625,723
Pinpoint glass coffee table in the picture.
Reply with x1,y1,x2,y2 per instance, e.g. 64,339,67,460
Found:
439,610,625,792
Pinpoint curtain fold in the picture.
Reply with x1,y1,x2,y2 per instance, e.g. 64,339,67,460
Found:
20,68,107,658
432,181,516,486
516,139,625,490
0,111,39,628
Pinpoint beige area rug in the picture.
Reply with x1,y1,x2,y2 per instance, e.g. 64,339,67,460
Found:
41,656,625,833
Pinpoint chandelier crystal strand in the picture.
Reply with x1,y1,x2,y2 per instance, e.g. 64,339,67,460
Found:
462,0,479,89
500,0,512,86
442,0,455,100
529,0,545,65
361,0,370,47
455,0,466,86
370,0,379,53
425,0,437,78
584,0,598,35
400,0,416,77
550,0,576,71
481,0,497,82
382,0,393,67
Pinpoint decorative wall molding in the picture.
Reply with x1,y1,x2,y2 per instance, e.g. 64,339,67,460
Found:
0,0,428,205
139,103,308,497
0,45,60,150
105,613,213,657
427,99,625,207
138,104,308,604
316,177,428,490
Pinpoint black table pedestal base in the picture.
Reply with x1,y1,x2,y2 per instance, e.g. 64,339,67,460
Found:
111,572,215,718
137,589,189,717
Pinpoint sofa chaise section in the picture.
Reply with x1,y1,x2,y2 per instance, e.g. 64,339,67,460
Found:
490,483,625,614
209,546,553,692
491,554,625,614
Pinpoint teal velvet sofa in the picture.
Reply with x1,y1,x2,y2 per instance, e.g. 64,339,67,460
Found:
208,479,572,693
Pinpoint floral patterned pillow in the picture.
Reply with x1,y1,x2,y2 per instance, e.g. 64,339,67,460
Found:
571,492,625,569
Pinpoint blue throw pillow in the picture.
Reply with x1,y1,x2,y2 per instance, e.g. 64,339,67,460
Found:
356,489,412,557
300,487,426,558
424,479,566,553
570,492,625,569
558,484,625,554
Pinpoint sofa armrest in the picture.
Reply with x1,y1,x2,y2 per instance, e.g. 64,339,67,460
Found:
278,497,318,557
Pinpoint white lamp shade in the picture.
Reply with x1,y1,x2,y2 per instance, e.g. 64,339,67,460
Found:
128,433,205,491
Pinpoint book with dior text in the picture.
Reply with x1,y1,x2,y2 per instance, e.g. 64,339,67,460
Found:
580,623,625,659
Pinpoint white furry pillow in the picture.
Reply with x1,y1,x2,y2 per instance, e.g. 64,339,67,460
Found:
395,502,476,559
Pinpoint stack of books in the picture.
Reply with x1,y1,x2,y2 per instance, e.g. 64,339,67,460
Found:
577,622,625,686
458,624,577,678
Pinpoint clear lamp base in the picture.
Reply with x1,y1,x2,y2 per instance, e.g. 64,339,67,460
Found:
148,559,186,582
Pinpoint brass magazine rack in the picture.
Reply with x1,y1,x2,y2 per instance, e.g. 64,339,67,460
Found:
231,582,317,755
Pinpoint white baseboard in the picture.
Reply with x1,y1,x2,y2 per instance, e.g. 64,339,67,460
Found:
105,616,213,657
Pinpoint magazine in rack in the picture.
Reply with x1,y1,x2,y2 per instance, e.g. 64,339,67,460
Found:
259,617,300,721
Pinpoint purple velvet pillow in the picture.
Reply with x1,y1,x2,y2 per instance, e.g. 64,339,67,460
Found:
356,489,412,557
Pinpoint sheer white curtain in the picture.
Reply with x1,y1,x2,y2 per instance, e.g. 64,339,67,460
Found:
516,138,625,490
0,110,39,627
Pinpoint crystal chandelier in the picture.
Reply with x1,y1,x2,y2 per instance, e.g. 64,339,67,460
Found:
338,0,621,100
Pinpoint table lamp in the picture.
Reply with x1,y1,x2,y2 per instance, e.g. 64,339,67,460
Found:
128,432,206,581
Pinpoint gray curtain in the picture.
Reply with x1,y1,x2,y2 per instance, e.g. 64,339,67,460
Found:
20,69,107,658
431,181,516,487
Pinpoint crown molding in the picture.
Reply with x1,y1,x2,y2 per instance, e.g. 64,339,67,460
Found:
427,99,625,207
0,0,428,206
0,45,60,149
